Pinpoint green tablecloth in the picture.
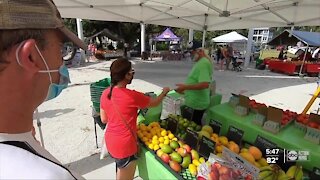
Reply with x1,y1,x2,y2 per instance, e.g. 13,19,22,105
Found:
207,103,320,171
137,146,177,180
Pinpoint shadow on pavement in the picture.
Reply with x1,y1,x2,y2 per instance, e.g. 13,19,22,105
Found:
34,108,75,119
65,153,114,176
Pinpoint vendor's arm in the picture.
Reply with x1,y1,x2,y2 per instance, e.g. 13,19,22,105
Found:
148,87,170,107
100,109,108,124
175,82,209,94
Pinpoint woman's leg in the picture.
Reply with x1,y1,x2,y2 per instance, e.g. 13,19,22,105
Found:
117,160,137,180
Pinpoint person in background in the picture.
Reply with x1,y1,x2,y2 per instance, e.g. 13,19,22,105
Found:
0,0,85,179
175,42,213,125
225,44,234,70
312,47,320,61
100,58,170,180
216,45,222,64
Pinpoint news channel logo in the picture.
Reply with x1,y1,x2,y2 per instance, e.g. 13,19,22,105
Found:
286,150,309,162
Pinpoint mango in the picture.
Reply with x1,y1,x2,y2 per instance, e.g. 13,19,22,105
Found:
170,152,182,164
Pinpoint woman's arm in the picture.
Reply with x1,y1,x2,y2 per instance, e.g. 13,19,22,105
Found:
100,109,108,124
147,87,170,108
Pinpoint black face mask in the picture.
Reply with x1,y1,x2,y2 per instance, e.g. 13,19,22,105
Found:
127,71,135,84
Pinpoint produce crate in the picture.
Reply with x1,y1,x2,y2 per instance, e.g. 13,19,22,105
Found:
90,78,111,113
294,121,307,133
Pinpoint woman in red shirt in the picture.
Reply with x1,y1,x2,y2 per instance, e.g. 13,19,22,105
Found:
100,58,170,180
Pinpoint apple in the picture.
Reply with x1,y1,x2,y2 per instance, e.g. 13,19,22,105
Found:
161,153,170,164
183,144,191,153
308,122,319,129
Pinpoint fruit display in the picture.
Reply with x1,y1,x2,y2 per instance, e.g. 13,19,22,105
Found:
249,99,267,113
281,110,298,126
156,139,203,176
137,122,178,151
138,112,315,180
258,164,303,180
163,114,202,139
296,114,320,129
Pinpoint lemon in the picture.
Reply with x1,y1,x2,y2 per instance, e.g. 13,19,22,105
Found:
152,135,158,141
168,133,174,139
158,137,164,143
159,143,164,148
153,144,160,151
172,137,178,141
160,130,167,136
148,144,154,150
164,139,170,145
152,139,159,145
164,136,169,140
199,157,205,163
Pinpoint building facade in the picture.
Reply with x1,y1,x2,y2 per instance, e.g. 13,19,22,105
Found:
252,28,273,45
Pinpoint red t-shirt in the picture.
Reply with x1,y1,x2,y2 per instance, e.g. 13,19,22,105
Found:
100,87,151,159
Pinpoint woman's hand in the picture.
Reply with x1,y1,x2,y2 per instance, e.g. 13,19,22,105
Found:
162,87,171,95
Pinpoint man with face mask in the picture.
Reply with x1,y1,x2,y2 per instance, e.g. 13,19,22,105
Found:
0,0,85,179
175,41,213,125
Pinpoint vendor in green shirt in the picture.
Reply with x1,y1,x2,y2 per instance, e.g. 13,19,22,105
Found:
175,42,213,125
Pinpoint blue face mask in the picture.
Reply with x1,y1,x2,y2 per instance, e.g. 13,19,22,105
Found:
16,42,71,101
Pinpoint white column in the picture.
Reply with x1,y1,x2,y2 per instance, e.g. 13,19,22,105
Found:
140,23,146,54
188,29,194,43
244,28,254,68
202,29,207,48
76,18,86,64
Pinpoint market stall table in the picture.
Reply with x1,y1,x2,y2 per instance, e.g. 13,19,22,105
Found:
137,146,177,180
206,103,320,171
268,60,302,75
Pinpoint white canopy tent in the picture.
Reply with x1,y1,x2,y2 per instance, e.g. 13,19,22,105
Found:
55,0,320,31
54,0,320,66
212,31,248,43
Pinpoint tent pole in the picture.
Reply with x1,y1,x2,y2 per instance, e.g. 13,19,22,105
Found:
76,18,86,64
140,22,146,58
245,28,254,68
202,30,207,48
189,29,194,43
299,44,310,76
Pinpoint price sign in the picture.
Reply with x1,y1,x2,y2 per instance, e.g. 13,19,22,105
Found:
181,106,194,121
254,135,277,156
167,118,178,134
226,126,244,145
198,136,216,159
209,120,222,135
184,128,199,150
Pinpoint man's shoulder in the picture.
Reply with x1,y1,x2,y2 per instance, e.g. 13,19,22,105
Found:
0,144,76,179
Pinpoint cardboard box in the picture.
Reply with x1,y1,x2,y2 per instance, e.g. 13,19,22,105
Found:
253,106,268,127
234,95,250,116
263,106,283,133
304,113,320,144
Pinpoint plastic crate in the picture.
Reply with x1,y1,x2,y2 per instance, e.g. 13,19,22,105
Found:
90,78,111,112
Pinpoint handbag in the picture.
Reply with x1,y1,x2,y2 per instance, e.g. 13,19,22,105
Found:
111,98,140,156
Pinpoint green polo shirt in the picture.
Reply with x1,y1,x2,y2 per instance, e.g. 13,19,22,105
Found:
184,57,213,110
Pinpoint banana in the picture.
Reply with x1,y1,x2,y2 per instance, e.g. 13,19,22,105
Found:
294,166,303,180
259,170,274,180
286,165,297,179
259,165,273,172
276,170,289,180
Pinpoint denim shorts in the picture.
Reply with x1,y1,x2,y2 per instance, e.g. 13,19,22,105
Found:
113,154,138,169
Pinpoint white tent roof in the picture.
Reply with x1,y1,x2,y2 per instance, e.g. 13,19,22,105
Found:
212,31,248,43
54,0,320,31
